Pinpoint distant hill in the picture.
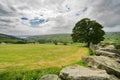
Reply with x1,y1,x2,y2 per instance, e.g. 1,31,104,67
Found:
27,32,120,44
27,34,72,42
0,33,23,43
0,32,119,44
103,32,120,44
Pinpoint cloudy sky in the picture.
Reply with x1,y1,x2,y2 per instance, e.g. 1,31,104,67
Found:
0,0,120,35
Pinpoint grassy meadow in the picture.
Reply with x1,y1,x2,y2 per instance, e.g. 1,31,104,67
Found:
0,44,89,80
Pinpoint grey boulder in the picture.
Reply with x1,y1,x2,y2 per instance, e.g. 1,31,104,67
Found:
59,65,110,80
104,45,116,50
83,56,120,78
95,50,119,58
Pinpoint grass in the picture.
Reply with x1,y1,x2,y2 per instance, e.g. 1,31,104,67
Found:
0,44,89,80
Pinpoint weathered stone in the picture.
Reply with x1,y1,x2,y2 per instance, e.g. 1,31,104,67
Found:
83,56,120,78
105,45,116,50
40,74,61,80
99,48,120,55
95,49,120,63
59,65,110,80
95,50,119,58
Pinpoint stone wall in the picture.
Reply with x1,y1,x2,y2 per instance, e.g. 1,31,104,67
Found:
40,44,120,80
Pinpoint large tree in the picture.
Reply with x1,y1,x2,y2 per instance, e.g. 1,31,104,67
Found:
71,18,105,47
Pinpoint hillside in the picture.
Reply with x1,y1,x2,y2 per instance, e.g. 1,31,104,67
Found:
28,34,72,42
0,32,120,44
27,32,120,44
103,32,120,44
0,33,23,43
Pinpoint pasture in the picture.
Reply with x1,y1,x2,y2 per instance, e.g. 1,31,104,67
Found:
0,44,89,80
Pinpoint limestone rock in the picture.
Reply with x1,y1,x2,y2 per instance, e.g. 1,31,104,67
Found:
95,50,119,58
40,74,61,80
105,45,116,50
95,49,120,63
83,56,120,78
59,65,110,80
99,48,120,54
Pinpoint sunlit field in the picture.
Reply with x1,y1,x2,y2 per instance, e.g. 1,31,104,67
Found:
0,44,89,80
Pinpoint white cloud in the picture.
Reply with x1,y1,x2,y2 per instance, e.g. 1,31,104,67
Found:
104,25,120,32
0,0,120,35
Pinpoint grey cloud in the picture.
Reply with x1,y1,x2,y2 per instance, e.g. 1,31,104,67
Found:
0,2,18,16
0,0,120,35
0,18,13,23
88,0,120,28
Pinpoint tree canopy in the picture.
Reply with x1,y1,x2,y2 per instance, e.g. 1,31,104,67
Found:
71,18,105,47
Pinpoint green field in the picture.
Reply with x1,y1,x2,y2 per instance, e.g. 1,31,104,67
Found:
0,44,89,80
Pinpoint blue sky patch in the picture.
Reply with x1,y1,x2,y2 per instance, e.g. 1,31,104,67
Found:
21,17,28,20
30,18,48,27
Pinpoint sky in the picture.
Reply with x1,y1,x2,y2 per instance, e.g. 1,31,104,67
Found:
0,0,120,35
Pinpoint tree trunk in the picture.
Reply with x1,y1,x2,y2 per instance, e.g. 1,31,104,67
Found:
87,42,90,47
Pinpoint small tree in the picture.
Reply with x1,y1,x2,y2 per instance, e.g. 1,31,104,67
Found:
63,42,67,45
71,18,105,47
53,41,58,45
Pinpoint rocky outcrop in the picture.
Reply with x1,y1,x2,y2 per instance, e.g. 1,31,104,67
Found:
96,44,120,57
95,44,120,63
99,48,120,54
95,50,120,61
95,50,117,58
40,44,120,80
104,45,116,50
40,74,61,80
59,65,110,80
82,56,120,78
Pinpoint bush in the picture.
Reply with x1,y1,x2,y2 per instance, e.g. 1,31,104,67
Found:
38,40,46,44
63,42,67,45
53,41,58,45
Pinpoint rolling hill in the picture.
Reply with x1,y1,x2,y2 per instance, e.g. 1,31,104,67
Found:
27,34,72,42
103,32,120,44
0,32,120,44
27,32,120,44
0,33,23,43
